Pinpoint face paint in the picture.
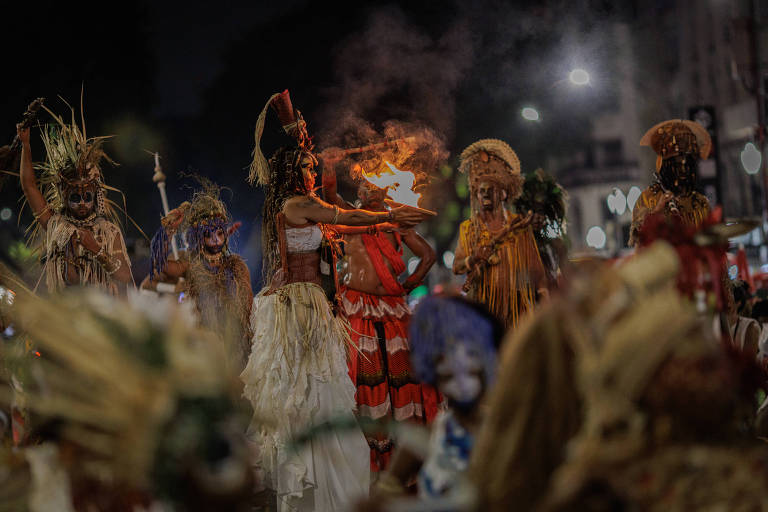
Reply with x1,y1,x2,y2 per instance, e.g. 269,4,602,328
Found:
435,343,484,412
477,180,505,212
203,227,226,255
65,182,96,219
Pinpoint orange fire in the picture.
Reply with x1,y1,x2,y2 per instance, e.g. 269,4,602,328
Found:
361,161,422,208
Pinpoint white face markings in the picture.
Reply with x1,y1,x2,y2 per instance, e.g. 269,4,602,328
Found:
435,342,483,404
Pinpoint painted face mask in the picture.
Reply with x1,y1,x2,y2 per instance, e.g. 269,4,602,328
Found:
476,180,505,212
436,343,484,413
65,182,96,219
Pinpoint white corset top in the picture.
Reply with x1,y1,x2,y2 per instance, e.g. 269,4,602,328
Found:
285,224,323,253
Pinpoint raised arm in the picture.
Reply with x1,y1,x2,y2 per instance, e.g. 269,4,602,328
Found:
401,229,436,291
17,125,51,229
283,195,430,228
320,153,352,209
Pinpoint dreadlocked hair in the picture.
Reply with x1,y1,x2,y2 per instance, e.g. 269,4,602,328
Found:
261,146,314,281
150,174,232,279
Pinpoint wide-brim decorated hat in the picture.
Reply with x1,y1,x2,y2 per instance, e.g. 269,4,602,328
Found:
459,138,521,191
640,120,712,171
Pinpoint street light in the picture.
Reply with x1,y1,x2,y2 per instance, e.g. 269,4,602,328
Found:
521,107,540,121
741,142,762,175
569,68,590,86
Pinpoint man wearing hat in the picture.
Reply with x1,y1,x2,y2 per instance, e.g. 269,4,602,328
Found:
630,120,713,246
452,139,546,330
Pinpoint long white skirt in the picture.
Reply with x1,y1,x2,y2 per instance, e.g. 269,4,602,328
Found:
241,282,370,511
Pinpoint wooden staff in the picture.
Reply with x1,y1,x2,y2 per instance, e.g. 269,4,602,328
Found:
323,137,416,158
384,199,437,216
151,153,180,260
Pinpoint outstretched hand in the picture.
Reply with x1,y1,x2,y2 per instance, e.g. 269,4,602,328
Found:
389,205,434,228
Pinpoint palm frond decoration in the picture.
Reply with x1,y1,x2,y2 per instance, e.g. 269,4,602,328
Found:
515,168,568,241
0,276,252,502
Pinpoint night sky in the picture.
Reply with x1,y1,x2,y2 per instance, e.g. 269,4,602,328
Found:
1,0,657,284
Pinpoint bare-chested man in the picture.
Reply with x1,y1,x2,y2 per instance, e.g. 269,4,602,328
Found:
322,161,440,475
18,115,132,295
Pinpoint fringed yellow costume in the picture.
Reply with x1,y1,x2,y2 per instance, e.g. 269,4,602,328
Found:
630,183,709,245
459,217,543,329
455,138,544,330
629,120,712,246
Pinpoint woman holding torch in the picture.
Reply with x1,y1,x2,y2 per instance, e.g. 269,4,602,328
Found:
240,91,432,511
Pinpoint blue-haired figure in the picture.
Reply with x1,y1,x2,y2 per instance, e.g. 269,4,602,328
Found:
366,295,500,505
144,178,253,370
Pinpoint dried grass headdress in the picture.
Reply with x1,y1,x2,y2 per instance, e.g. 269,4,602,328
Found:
459,138,524,205
151,176,233,277
34,104,118,216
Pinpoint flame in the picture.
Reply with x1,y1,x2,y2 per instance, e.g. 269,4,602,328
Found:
361,161,422,207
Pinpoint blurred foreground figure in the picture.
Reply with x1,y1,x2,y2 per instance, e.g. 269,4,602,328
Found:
0,285,252,511
356,296,499,511
240,90,431,511
146,177,253,371
17,107,132,294
630,120,712,246
323,156,440,474
452,139,546,330
471,241,768,511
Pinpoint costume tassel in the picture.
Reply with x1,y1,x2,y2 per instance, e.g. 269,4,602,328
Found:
248,92,281,186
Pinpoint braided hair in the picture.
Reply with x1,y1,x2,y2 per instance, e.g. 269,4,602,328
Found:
261,146,315,280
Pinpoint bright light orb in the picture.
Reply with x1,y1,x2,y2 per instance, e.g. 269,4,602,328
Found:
606,189,627,216
521,107,540,121
586,226,607,250
442,251,455,268
0,208,10,221
569,68,590,85
627,186,642,211
741,142,762,175
613,189,627,216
